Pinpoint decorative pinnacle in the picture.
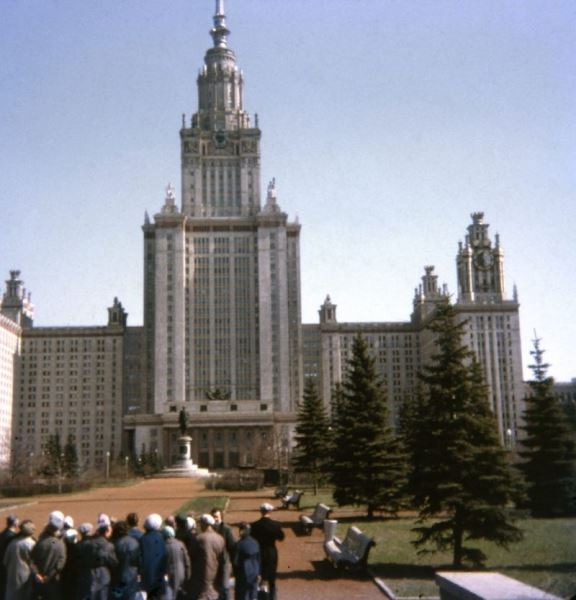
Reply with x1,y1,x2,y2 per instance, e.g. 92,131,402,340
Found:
211,0,230,49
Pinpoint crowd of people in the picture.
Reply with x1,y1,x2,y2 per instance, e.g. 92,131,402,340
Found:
0,502,285,600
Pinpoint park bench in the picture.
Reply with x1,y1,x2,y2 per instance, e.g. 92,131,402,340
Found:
324,525,375,570
273,485,289,499
299,502,332,535
280,489,303,510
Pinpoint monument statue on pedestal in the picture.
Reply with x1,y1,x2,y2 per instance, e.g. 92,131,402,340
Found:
154,407,209,478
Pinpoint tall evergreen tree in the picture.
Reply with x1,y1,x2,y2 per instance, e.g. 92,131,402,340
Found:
518,336,576,517
43,432,63,478
408,299,524,567
292,378,331,494
62,434,79,479
330,335,407,518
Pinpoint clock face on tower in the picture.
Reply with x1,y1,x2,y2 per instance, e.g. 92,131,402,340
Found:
474,249,494,269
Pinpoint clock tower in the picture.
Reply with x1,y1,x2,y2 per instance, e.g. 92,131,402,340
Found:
457,212,504,302
455,212,524,445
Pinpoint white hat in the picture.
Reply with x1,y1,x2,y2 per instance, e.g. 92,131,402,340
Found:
64,516,74,529
63,528,78,542
97,514,111,529
78,522,93,536
200,514,215,526
48,510,65,529
186,516,196,530
260,503,274,513
144,513,163,531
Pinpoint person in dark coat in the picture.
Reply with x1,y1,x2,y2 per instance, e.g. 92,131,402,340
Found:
233,523,260,600
175,514,201,599
211,508,236,600
126,513,143,541
30,522,66,600
84,515,118,600
0,514,20,600
250,504,284,600
111,520,140,600
163,526,191,600
139,513,167,599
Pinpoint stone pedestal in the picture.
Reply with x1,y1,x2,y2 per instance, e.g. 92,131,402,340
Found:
155,435,211,478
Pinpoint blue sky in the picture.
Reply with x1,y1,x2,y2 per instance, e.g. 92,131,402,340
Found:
1,0,574,380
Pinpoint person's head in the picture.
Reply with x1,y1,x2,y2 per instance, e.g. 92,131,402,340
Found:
112,520,129,539
63,516,74,530
210,507,223,525
144,513,163,532
44,522,60,537
238,522,251,538
48,510,64,531
6,514,18,529
78,523,93,539
19,520,35,538
165,515,176,528
259,503,274,516
163,526,175,540
200,514,215,532
126,512,139,528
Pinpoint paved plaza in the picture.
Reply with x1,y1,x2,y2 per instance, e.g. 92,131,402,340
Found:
1,478,385,599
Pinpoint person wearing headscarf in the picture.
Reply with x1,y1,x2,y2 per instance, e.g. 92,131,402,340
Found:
3,520,36,600
163,526,191,600
139,513,167,599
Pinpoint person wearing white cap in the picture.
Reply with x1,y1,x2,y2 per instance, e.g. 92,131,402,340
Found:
139,513,168,598
251,503,285,600
196,514,226,600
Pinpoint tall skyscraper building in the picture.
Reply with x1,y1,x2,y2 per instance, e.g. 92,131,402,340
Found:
127,1,302,468
1,2,530,472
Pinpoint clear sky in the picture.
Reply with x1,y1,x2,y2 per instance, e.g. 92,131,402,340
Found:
1,1,574,381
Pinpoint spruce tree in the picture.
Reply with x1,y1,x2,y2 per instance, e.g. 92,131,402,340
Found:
409,299,524,567
518,336,576,517
62,434,79,478
292,378,331,494
330,335,407,518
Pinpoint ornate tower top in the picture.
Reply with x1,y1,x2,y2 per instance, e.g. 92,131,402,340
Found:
210,0,230,49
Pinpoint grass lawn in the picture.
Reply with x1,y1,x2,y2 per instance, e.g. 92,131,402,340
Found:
302,489,576,598
175,495,229,516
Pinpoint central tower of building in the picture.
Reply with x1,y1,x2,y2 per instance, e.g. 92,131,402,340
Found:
137,1,302,468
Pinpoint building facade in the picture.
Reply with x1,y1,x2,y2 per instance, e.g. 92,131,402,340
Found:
125,2,302,468
1,3,533,472
306,213,525,444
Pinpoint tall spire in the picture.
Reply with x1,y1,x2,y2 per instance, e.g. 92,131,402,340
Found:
211,0,230,49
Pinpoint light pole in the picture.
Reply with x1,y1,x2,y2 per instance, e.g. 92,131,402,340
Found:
105,451,110,480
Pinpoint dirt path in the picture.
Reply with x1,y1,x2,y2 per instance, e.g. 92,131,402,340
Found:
0,478,385,599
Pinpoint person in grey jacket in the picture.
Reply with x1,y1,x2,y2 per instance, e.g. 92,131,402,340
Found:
3,520,36,600
164,526,191,600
